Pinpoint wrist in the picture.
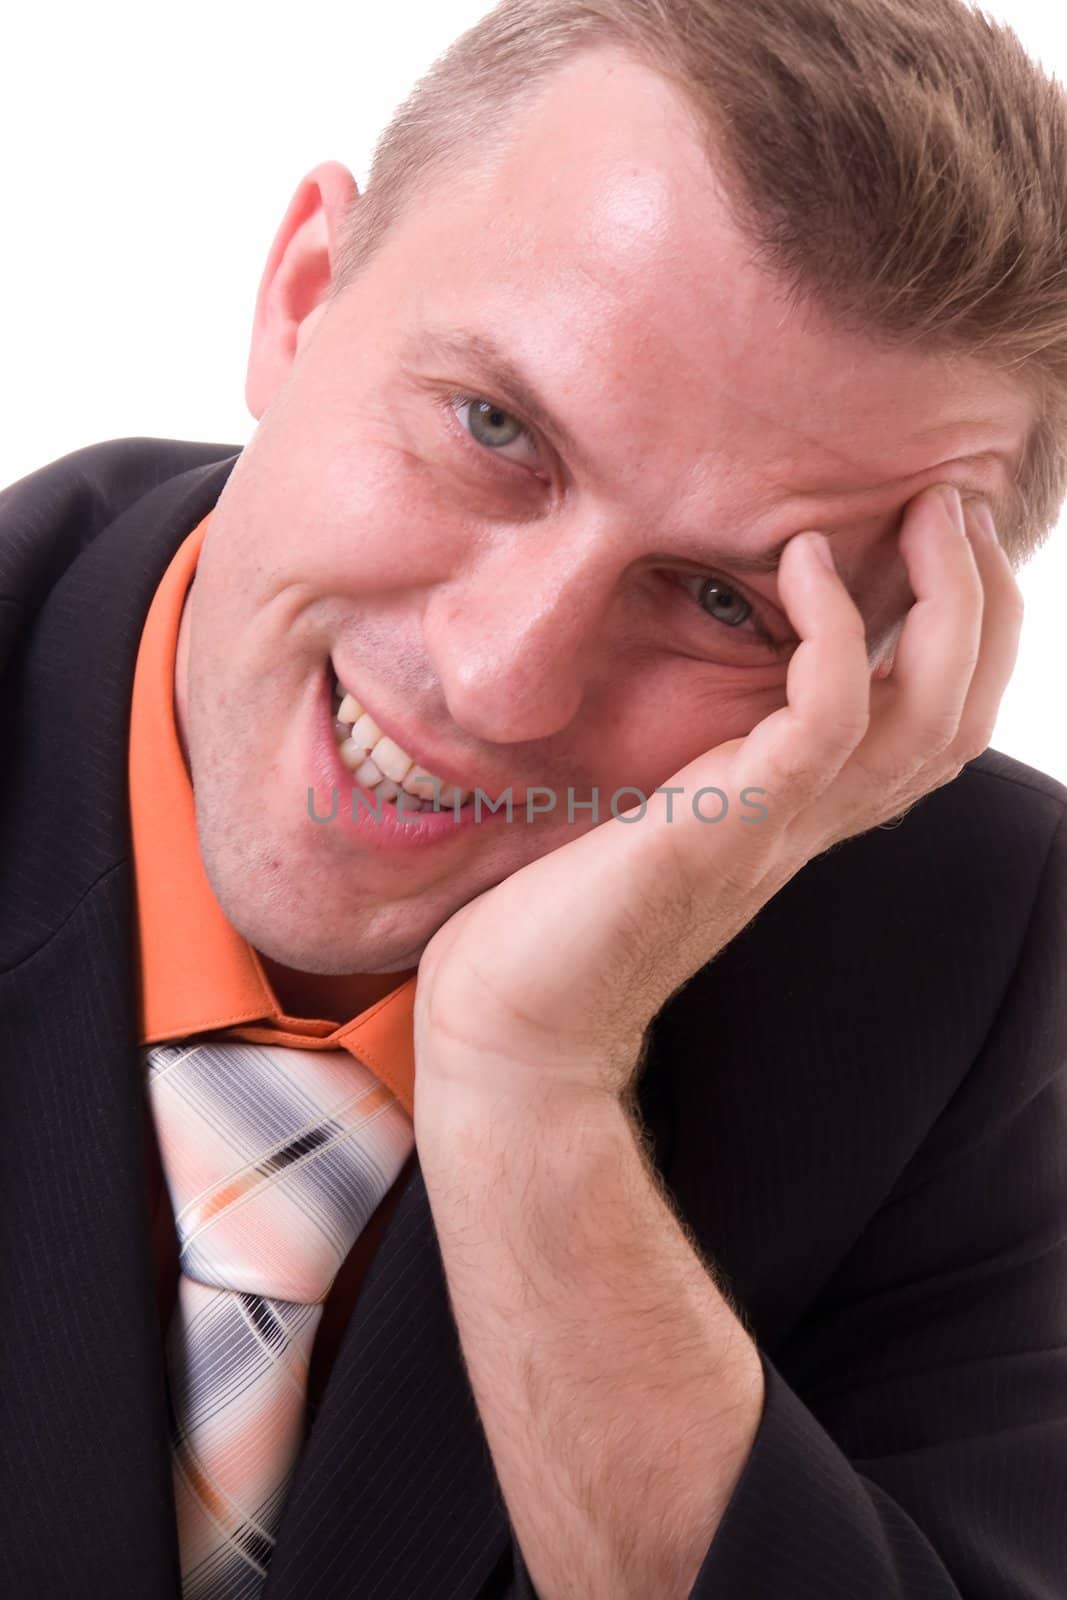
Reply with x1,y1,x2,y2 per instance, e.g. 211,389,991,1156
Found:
413,1043,625,1138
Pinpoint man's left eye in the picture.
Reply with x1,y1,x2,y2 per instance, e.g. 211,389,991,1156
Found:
694,577,753,629
449,395,539,464
679,573,793,656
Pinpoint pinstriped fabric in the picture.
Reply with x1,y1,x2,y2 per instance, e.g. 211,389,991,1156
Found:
144,1039,414,1599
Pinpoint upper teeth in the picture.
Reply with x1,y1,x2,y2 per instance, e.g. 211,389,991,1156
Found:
333,682,472,807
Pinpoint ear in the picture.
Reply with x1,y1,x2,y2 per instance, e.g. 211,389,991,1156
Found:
245,160,360,420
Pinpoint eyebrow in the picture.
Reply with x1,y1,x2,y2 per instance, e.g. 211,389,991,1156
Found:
402,326,586,463
402,325,1016,576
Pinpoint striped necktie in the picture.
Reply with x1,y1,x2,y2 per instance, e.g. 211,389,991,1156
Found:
144,1037,415,1599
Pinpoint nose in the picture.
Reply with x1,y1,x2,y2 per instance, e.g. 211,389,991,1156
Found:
421,533,615,746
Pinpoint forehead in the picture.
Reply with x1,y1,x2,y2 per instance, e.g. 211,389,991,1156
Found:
349,47,1031,538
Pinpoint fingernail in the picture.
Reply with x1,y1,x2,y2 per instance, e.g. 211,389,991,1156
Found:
810,532,836,571
966,499,999,546
936,484,965,534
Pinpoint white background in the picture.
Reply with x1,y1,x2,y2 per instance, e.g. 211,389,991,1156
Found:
4,1,1063,782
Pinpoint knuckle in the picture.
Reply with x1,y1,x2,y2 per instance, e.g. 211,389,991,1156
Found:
781,756,831,807
952,722,994,765
932,756,967,790
917,710,962,756
816,708,870,767
855,752,916,792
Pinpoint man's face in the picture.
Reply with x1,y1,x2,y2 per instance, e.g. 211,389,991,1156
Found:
179,47,1031,977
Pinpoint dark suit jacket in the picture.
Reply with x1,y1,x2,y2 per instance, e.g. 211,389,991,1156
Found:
1,436,1065,1599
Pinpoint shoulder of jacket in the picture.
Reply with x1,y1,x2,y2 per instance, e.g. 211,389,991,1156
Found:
0,435,241,676
965,744,1067,815
0,434,240,549
959,747,1067,878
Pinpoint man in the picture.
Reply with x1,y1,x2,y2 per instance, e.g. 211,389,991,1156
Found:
1,1,1065,1596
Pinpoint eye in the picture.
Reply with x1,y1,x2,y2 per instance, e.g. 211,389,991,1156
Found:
680,573,794,657
695,577,752,630
448,393,540,467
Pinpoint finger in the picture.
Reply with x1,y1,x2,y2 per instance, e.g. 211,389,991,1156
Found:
857,484,984,769
725,529,870,818
790,485,987,852
951,498,1025,759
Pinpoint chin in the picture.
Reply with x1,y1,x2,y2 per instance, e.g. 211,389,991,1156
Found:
197,799,456,973
216,871,433,975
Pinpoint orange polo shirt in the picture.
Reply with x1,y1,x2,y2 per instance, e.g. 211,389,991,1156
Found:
128,510,418,1414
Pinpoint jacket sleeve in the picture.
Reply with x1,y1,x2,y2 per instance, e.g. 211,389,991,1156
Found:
506,802,1067,1599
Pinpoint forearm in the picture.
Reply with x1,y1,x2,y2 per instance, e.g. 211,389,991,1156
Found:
414,1071,765,1600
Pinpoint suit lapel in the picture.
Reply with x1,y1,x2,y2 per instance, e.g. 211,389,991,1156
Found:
263,1152,516,1599
0,891,185,1595
0,447,240,1596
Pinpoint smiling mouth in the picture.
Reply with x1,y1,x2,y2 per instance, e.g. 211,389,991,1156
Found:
330,673,474,812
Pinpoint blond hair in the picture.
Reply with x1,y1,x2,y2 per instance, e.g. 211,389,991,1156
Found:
330,0,1067,567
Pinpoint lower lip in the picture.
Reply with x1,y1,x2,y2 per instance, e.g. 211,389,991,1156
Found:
308,662,503,852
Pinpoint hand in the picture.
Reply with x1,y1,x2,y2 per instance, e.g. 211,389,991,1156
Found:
413,485,1024,1109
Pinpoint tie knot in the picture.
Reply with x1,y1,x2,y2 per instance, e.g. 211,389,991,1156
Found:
145,1038,414,1303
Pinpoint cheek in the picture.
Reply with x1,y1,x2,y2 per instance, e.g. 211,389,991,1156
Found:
280,433,470,597
588,671,789,792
